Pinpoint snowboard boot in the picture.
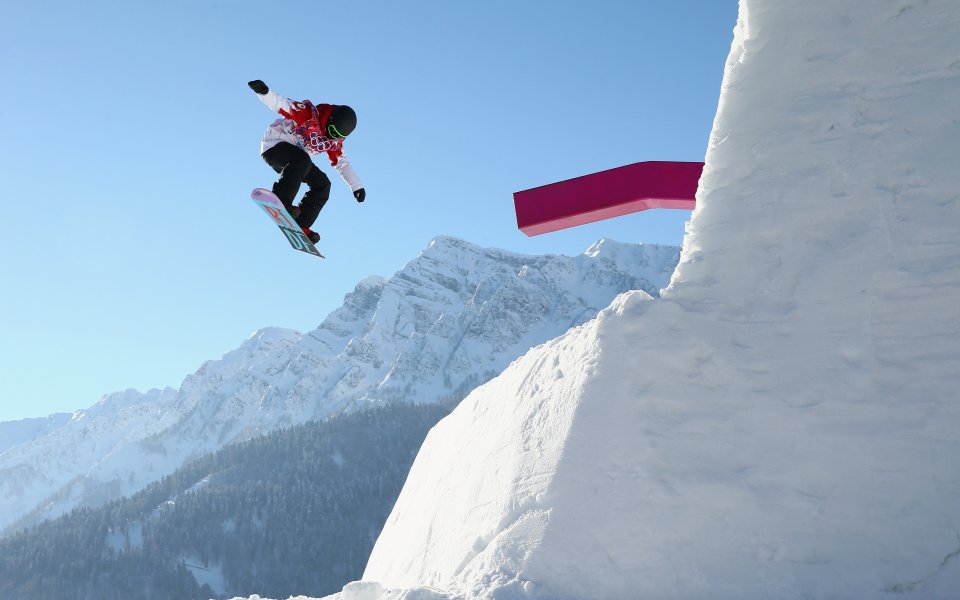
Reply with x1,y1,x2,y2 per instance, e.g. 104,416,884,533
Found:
286,204,301,219
302,227,320,244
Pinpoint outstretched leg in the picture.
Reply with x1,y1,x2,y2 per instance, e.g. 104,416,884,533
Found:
261,143,313,210
297,164,332,229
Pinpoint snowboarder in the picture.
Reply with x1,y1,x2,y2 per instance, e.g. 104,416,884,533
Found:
248,79,366,243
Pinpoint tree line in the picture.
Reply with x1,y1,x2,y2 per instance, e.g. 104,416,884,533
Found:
0,403,449,600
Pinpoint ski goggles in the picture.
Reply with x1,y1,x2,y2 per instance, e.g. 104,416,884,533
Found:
327,122,348,139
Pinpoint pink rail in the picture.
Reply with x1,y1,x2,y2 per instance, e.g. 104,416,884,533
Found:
513,161,703,236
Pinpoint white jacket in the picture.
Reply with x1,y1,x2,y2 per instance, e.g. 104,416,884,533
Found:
257,90,363,192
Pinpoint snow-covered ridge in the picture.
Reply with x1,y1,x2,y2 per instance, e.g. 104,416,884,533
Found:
0,413,71,455
0,236,679,534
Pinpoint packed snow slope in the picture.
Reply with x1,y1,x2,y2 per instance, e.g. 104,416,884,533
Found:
297,1,960,599
0,237,677,534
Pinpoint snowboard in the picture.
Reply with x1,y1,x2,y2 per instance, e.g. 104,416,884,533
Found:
251,188,324,258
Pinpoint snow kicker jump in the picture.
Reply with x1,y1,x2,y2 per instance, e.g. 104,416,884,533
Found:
513,161,703,236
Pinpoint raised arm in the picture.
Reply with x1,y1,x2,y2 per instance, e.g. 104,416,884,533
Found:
248,80,312,124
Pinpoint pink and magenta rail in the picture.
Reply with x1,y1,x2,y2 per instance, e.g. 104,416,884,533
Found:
513,161,703,236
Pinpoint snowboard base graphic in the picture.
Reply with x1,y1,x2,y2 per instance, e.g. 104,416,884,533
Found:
251,188,324,258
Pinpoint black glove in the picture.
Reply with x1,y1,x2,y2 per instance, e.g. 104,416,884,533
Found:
248,80,269,94
354,188,366,203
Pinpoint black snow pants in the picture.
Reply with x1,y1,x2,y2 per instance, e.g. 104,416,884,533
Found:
261,142,331,229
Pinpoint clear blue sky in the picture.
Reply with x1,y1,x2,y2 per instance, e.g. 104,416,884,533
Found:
0,0,737,422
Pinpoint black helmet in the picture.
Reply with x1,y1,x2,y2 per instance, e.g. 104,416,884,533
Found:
326,105,357,139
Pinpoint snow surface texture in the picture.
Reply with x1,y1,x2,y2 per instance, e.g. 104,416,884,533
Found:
280,0,959,599
0,237,677,534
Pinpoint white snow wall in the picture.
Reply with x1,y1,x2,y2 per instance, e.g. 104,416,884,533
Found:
363,1,960,599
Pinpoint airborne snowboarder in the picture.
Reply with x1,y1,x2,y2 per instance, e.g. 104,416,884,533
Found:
248,79,366,244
